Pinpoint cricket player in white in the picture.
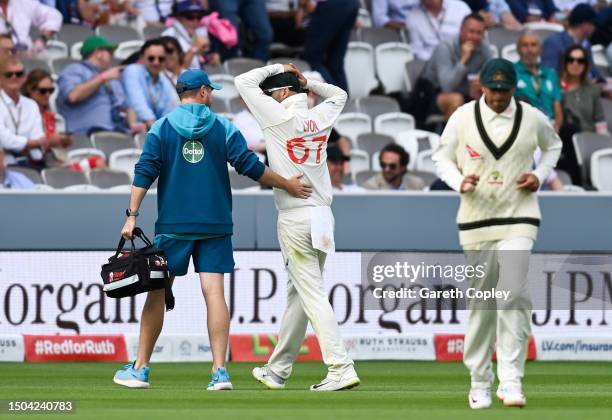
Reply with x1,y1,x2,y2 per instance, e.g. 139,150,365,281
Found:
235,63,359,391
433,59,561,409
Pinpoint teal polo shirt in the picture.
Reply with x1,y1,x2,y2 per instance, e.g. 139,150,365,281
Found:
514,61,562,120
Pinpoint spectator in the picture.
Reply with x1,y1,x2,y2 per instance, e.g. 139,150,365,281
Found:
406,0,471,62
0,147,35,189
266,0,306,47
160,36,186,86
464,0,523,30
0,58,66,168
514,31,563,131
420,13,492,120
78,0,143,29
232,104,266,161
553,0,596,18
22,68,109,171
558,45,608,184
159,36,184,105
209,0,273,61
363,143,426,190
0,32,14,58
57,36,138,135
0,0,62,52
122,39,176,129
372,0,419,30
303,0,359,93
327,145,362,192
505,0,559,23
132,0,176,25
541,3,602,81
162,1,219,68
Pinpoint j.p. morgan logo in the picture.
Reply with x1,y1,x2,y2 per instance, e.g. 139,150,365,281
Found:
182,140,204,163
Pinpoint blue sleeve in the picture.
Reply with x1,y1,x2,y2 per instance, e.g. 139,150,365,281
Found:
133,121,163,188
506,0,528,23
57,64,86,104
122,64,156,122
217,117,265,180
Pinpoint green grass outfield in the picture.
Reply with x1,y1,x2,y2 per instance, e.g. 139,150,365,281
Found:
1,361,611,419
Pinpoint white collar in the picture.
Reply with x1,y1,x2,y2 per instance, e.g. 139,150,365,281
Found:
479,96,516,122
280,93,309,115
0,89,21,107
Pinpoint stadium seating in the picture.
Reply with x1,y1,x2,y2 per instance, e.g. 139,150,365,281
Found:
404,59,426,93
143,26,165,40
412,170,437,186
109,148,141,178
358,95,401,120
51,57,79,74
267,57,311,71
415,149,436,173
592,44,610,68
486,27,519,52
8,166,43,184
209,74,239,102
41,167,89,188
375,42,414,94
395,130,440,170
342,97,360,114
361,27,403,47
224,58,265,77
97,25,142,45
501,44,519,63
229,97,247,114
349,149,370,174
344,42,378,98
211,95,230,113
357,133,394,156
91,132,137,158
45,40,69,60
89,168,132,189
334,113,372,146
57,24,94,49
572,132,612,186
114,40,145,61
371,151,380,170
63,184,100,191
66,133,93,151
67,148,105,163
602,99,612,132
71,42,84,60
374,113,416,141
203,63,226,75
590,148,612,191
21,58,52,75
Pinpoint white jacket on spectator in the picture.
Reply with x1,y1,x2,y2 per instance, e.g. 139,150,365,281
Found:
235,64,347,211
0,0,62,50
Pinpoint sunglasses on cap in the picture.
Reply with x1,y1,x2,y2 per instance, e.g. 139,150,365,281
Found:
264,85,292,96
567,56,586,64
36,87,55,95
3,70,24,78
146,55,166,63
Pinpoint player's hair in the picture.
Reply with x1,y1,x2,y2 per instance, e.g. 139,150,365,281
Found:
380,143,410,167
461,13,485,27
176,83,204,100
139,38,166,56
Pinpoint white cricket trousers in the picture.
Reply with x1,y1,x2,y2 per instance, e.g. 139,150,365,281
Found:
267,207,356,381
462,236,534,390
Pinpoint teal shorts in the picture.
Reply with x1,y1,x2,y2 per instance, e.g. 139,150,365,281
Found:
154,234,235,276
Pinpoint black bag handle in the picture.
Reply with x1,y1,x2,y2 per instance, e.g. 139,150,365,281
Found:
113,227,153,258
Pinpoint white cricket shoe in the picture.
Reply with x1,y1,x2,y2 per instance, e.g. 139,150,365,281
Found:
497,384,527,407
468,388,492,409
252,366,286,390
310,374,360,391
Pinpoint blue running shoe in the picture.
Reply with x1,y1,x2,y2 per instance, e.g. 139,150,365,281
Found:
207,367,233,391
113,362,150,388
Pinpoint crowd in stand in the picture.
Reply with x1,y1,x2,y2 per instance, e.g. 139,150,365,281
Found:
1,0,611,192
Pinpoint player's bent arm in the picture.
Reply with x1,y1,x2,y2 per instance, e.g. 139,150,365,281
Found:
133,129,163,189
531,109,563,185
432,111,465,192
258,167,312,199
307,79,348,125
234,64,291,128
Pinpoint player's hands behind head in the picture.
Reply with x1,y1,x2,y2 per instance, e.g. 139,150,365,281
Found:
283,63,307,88
286,173,312,199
